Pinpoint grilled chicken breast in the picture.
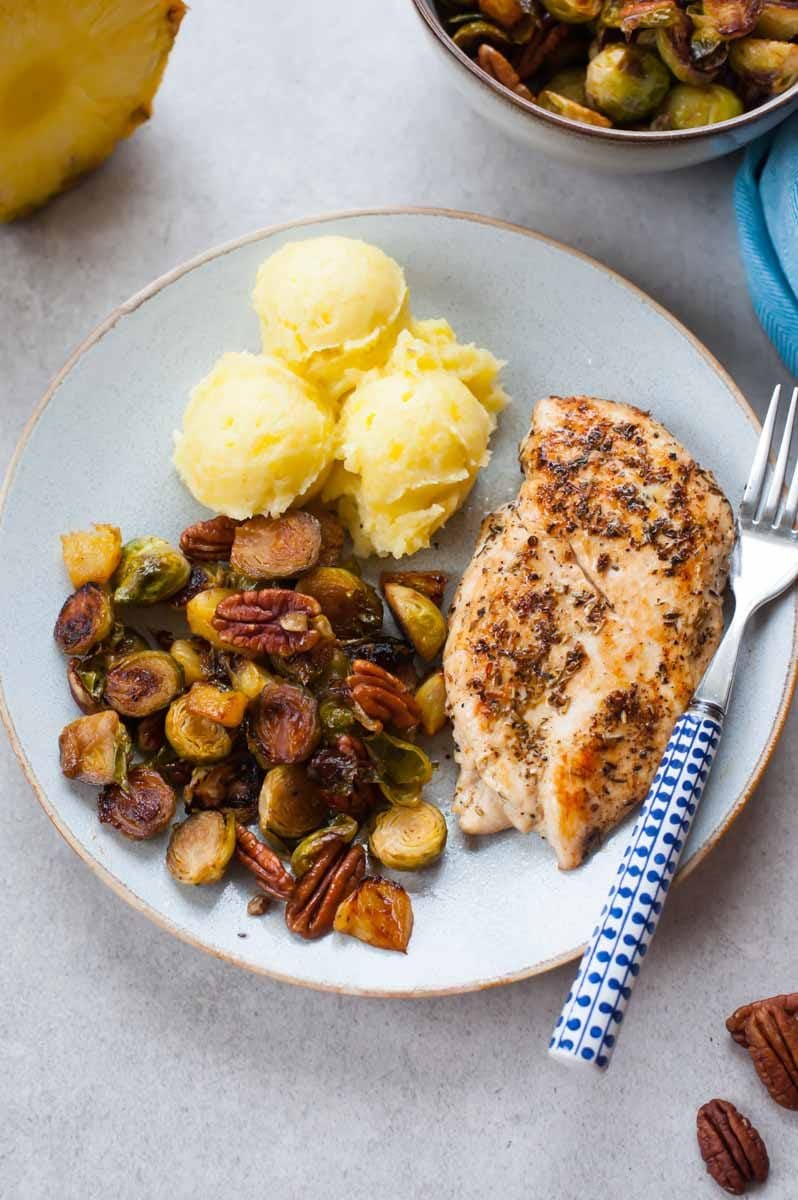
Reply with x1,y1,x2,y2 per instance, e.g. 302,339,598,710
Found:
444,396,734,869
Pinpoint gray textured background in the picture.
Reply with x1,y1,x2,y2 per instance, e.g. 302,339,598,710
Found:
2,2,797,1197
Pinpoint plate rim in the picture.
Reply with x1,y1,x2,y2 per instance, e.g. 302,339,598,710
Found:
2,205,796,998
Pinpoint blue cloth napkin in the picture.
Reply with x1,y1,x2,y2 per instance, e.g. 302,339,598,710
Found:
735,112,798,378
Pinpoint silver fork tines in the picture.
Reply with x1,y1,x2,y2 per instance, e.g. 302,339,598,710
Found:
742,383,798,531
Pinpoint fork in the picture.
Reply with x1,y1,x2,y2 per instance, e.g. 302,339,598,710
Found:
549,384,798,1071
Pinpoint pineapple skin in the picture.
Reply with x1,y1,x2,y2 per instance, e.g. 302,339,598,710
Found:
0,1,187,222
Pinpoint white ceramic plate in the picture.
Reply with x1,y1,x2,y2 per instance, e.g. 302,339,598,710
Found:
2,209,795,996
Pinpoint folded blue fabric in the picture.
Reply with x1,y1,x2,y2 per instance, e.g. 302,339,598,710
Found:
735,112,798,378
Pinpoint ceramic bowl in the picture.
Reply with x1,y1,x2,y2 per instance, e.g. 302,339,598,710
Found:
410,0,798,173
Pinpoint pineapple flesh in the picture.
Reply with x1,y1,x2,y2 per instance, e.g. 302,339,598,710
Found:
0,0,185,221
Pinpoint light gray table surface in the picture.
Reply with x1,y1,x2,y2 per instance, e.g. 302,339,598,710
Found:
2,3,797,1197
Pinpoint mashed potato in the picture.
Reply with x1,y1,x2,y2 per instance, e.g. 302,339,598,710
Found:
325,369,495,558
173,352,335,519
387,318,508,415
252,236,409,398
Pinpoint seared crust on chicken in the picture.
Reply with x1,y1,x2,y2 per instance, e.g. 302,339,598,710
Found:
443,396,734,869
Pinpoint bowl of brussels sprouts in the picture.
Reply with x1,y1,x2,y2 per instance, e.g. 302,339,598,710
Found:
411,0,798,171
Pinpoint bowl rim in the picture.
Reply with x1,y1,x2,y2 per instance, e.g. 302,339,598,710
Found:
2,206,796,997
409,0,798,144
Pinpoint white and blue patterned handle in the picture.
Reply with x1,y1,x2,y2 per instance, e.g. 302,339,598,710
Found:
549,707,722,1070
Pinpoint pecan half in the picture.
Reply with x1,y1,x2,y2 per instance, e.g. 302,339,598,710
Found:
285,837,366,940
727,994,798,1110
212,589,322,655
517,23,570,80
696,1099,769,1195
179,515,240,562
235,824,295,900
476,43,534,100
347,659,421,732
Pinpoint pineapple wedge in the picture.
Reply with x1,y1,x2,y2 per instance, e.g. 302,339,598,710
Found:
0,0,186,222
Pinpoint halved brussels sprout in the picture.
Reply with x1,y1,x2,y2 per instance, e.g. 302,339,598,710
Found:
165,693,233,764
656,16,727,83
54,584,115,656
654,81,743,126
452,18,513,49
60,523,122,588
586,43,671,119
231,512,322,579
542,0,602,22
104,650,184,717
383,583,447,662
59,710,131,786
184,756,263,824
223,654,276,700
698,0,763,38
333,876,414,952
379,570,449,608
258,764,328,840
186,682,248,728
112,537,191,605
67,656,105,714
169,637,209,686
542,66,589,103
185,587,240,652
290,814,359,878
369,801,448,870
136,711,166,754
729,35,798,93
98,766,176,840
247,682,321,766
364,731,433,807
538,90,614,124
415,671,448,737
166,810,237,885
755,0,798,39
296,567,383,639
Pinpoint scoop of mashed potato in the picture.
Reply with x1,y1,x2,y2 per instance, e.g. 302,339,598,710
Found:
387,318,508,415
325,369,495,558
252,237,409,399
173,352,335,520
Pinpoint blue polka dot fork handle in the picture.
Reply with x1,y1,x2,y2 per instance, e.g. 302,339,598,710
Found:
551,384,798,1071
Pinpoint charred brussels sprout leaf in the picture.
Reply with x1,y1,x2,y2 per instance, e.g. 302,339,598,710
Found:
231,512,322,579
164,694,233,764
586,43,671,119
54,584,114,656
104,650,184,718
98,766,176,841
112,537,190,606
67,656,105,714
369,801,448,870
296,567,383,639
166,811,237,885
364,732,433,807
383,584,447,662
247,682,321,766
169,562,230,609
290,815,359,878
258,764,329,840
60,524,122,588
345,637,417,690
59,710,131,786
333,877,414,952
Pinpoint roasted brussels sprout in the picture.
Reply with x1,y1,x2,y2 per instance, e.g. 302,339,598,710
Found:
165,693,233,764
755,0,798,39
656,17,727,83
136,711,166,754
369,801,448,870
541,66,589,103
383,583,447,662
223,654,275,701
542,0,602,22
452,18,513,49
185,587,239,651
112,537,191,606
54,584,114,656
699,0,763,38
586,44,671,119
364,732,433,807
98,766,176,841
106,624,150,664
67,656,105,714
186,682,248,728
654,81,743,126
60,523,122,588
290,814,359,877
169,562,230,608
258,764,328,840
479,0,527,26
169,637,209,686
184,756,263,824
333,876,414,952
104,650,184,718
296,567,383,639
305,504,345,566
231,512,322,579
538,90,614,124
308,736,379,818
415,671,448,737
615,0,681,31
379,571,449,608
729,36,798,94
59,710,131,786
319,697,356,737
247,682,321,766
166,810,236,885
